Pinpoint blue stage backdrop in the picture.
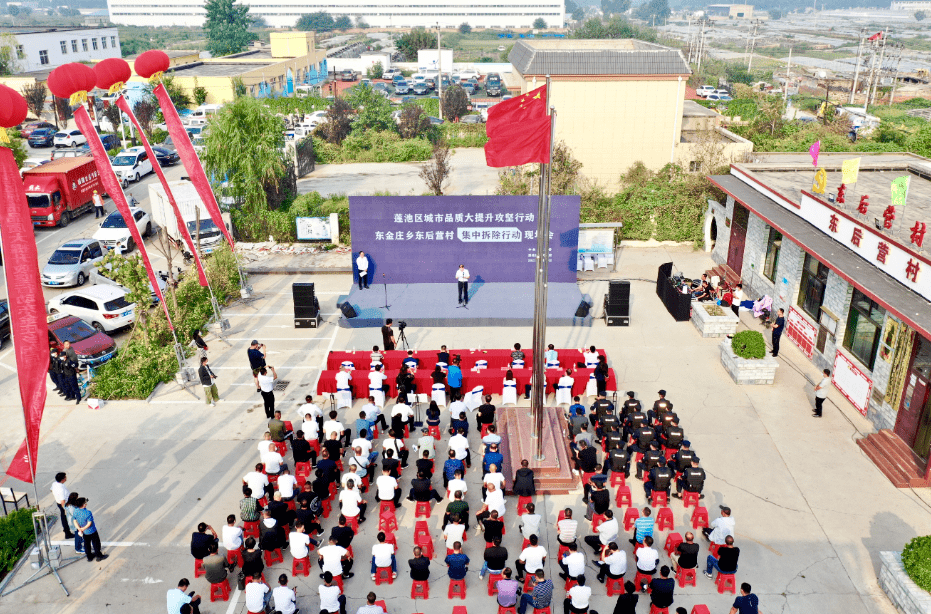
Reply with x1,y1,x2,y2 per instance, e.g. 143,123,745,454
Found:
349,195,581,284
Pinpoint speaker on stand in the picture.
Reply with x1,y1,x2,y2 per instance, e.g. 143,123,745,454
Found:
604,280,630,326
293,282,321,328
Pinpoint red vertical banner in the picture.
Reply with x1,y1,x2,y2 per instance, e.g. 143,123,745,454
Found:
0,147,50,482
114,96,208,286
152,83,235,251
72,106,175,329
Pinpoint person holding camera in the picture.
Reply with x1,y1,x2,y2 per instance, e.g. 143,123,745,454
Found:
248,340,266,393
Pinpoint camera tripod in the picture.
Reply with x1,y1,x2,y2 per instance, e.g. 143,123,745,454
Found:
397,326,410,351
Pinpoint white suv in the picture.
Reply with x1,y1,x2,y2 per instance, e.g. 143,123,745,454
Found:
111,147,153,183
696,85,715,97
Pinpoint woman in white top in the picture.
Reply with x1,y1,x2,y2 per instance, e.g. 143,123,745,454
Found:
583,346,600,369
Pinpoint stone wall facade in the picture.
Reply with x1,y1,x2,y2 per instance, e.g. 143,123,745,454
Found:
879,551,931,614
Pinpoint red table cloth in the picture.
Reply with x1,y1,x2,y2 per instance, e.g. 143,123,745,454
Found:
327,348,607,371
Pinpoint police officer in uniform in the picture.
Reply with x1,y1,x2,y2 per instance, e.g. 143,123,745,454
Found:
675,458,705,499
608,446,630,478
660,422,685,453
636,442,663,480
624,409,648,441
673,441,696,474
621,391,642,418
644,457,674,500
60,349,80,403
590,394,615,427
48,348,64,396
652,390,673,414
629,425,655,456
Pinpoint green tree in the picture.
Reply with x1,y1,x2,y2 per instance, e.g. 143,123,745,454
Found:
365,61,383,80
915,10,926,20
398,103,431,139
0,33,20,76
53,96,72,125
346,84,394,132
396,28,437,62
21,81,46,120
95,251,155,342
296,11,335,31
420,139,451,195
908,123,931,158
634,0,669,22
203,0,251,58
200,96,290,241
355,15,369,28
565,0,579,14
533,17,547,28
3,132,27,168
160,74,192,109
441,84,469,122
102,104,122,134
601,0,630,15
572,8,584,20
459,22,472,33
193,78,209,105
572,15,653,41
231,76,247,98
133,98,158,138
334,14,352,29
320,97,353,144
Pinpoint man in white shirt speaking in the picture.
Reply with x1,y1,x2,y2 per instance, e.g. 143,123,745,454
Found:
456,264,470,305
356,251,370,290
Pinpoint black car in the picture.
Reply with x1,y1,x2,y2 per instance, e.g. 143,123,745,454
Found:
152,146,180,166
0,300,9,350
412,82,429,95
28,128,56,147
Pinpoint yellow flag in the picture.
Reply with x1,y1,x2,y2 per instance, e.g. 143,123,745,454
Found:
842,158,860,185
812,168,827,194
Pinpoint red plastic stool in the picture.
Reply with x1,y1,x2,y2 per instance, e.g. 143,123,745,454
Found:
449,578,467,599
557,543,571,560
263,548,283,566
415,534,434,559
194,558,205,578
275,441,288,456
415,501,432,518
656,507,674,531
523,575,534,592
690,606,711,614
322,498,332,519
709,542,721,558
411,579,430,599
623,506,640,531
663,532,683,557
309,440,321,455
565,577,579,591
663,446,677,460
380,500,395,516
498,606,517,614
347,515,360,534
384,531,398,550
375,566,394,585
453,608,468,614
375,600,388,614
487,572,503,595
295,461,311,478
716,572,737,594
246,574,266,585
414,520,430,539
591,513,606,531
428,425,442,440
634,571,653,593
209,579,230,602
676,566,697,588
615,486,632,508
362,475,370,492
650,491,669,508
610,472,626,488
292,556,310,577
243,521,260,539
522,538,530,550
606,576,625,596
334,574,344,592
533,608,552,614
650,606,669,614
517,496,532,515
227,548,243,568
481,424,491,437
379,510,399,532
691,506,709,529
682,491,700,509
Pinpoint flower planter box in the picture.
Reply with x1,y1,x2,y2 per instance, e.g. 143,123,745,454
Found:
719,338,779,385
691,302,740,338
880,551,931,614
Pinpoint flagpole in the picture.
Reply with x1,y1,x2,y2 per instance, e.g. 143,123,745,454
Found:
531,75,554,461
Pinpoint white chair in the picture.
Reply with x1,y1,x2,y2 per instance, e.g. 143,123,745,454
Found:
555,380,573,406
340,361,355,371
711,275,720,286
336,388,353,409
584,256,595,272
502,380,518,406
431,383,447,407
546,359,560,369
577,256,584,271
466,385,484,411
596,254,608,269
475,359,488,370
369,386,385,408
585,374,598,399
511,359,525,369
370,362,381,371
436,362,448,371
607,252,615,266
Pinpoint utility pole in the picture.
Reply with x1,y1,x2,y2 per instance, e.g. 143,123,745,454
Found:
863,36,878,112
849,27,866,105
436,23,442,121
869,28,888,107
697,19,710,74
784,47,792,102
747,19,761,72
889,43,904,105
687,15,694,63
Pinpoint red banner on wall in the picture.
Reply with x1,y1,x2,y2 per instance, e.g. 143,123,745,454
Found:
0,147,50,483
786,306,817,359
115,96,208,286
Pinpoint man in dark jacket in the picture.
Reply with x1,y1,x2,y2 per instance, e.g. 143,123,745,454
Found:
203,543,235,585
48,348,64,396
513,459,536,497
476,396,496,431
649,566,675,610
190,522,218,560
198,356,218,406
60,343,81,403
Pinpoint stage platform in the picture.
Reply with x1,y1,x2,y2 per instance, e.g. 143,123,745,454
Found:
338,282,593,328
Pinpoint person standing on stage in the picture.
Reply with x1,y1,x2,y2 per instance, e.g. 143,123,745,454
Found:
456,264,470,305
382,319,396,351
356,251,370,290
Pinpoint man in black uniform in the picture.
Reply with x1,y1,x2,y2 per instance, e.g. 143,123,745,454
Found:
381,318,396,351
652,390,673,415
660,422,685,453
636,442,663,480
629,425,655,456
59,346,81,403
590,394,615,426
624,409,648,441
48,348,64,396
621,391,642,417
673,441,696,474
576,440,598,474
608,446,630,478
643,457,673,501
675,458,705,499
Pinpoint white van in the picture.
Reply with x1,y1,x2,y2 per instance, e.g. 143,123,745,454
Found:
189,104,221,119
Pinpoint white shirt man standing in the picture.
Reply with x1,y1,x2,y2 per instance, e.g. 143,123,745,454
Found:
356,251,370,290
813,368,831,417
456,264,470,305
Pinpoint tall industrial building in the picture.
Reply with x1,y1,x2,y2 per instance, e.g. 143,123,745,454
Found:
107,0,564,29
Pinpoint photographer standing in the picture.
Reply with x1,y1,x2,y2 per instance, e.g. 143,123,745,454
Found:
382,319,396,351
248,340,267,393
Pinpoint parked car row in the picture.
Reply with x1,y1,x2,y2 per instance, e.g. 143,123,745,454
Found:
696,85,732,101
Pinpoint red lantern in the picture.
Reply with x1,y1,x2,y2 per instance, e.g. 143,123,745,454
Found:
134,50,170,79
47,63,96,99
95,58,131,91
0,85,28,128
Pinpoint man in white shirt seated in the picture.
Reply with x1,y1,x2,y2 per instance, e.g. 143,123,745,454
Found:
390,402,414,436
375,467,401,509
370,531,397,579
261,447,285,476
257,432,276,457
334,365,353,401
482,424,502,449
635,536,660,590
362,396,388,431
272,574,298,614
324,410,349,447
302,412,320,442
558,542,586,582
476,482,506,523
277,468,298,502
515,534,547,583
222,514,243,557
339,478,367,523
289,521,312,560
448,428,471,468
318,572,345,614
563,574,592,614
521,502,542,539
597,541,627,584
243,576,270,614
244,463,272,499
447,469,468,500
369,365,388,395
483,465,505,498
318,536,353,580
298,394,323,425
448,394,469,418
584,509,618,552
582,346,600,369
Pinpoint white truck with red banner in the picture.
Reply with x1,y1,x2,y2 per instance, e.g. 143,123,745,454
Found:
149,179,231,257
24,155,102,228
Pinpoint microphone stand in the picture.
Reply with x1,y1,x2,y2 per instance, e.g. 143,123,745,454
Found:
381,273,390,310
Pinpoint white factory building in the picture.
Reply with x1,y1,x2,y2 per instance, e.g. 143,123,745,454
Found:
106,0,563,29
3,27,121,74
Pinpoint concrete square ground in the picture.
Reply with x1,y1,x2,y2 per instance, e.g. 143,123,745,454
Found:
0,245,926,614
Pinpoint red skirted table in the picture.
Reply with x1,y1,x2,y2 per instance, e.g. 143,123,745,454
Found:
326,348,607,371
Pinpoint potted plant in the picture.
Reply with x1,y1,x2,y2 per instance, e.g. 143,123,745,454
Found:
878,537,931,614
719,330,779,385
691,301,740,338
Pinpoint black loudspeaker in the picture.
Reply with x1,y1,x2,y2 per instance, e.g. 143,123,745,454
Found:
604,295,630,326
609,280,630,303
340,302,357,319
294,305,318,318
295,317,319,328
575,301,591,318
293,282,315,302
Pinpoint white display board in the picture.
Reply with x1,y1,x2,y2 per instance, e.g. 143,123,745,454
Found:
578,229,614,254
833,350,873,416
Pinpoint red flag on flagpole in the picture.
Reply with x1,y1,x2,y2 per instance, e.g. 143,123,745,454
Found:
484,114,551,167
486,85,547,132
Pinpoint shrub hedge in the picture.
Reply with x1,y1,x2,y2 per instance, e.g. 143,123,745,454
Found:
902,535,931,592
731,330,767,359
